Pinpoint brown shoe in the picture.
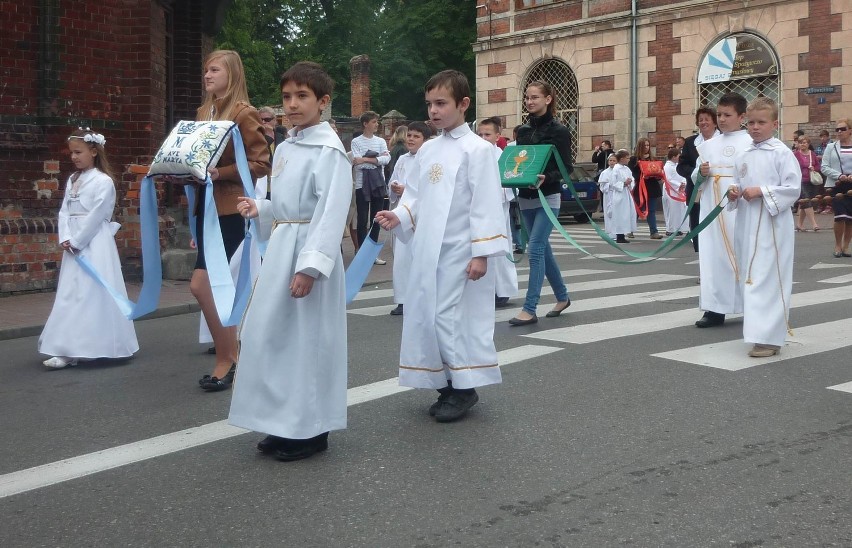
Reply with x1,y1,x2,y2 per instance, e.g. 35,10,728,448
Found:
650,233,663,240
748,344,780,358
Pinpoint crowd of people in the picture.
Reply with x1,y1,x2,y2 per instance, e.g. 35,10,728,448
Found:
35,48,852,462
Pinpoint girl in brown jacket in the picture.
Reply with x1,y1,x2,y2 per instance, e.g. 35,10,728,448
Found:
192,50,271,391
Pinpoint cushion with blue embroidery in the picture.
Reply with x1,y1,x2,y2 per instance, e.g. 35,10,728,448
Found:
148,120,236,180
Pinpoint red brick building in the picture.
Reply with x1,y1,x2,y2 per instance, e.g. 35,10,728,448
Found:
0,0,230,294
475,0,850,161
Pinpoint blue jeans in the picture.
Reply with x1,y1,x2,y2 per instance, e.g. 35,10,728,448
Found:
521,206,569,314
646,196,659,234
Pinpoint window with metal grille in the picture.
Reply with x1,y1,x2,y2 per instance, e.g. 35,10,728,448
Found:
521,59,579,162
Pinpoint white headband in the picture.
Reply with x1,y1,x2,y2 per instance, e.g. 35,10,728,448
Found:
68,127,106,147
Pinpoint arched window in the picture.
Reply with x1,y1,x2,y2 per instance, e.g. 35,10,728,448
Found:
697,33,780,113
521,58,579,162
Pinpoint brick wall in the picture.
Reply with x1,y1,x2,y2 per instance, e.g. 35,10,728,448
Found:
796,0,842,133
350,55,371,117
0,0,214,294
647,22,681,152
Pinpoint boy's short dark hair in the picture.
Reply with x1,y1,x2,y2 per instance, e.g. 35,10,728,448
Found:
407,121,432,140
280,61,334,99
819,129,830,137
695,106,717,126
667,147,680,160
615,149,631,161
359,111,380,127
717,92,748,115
425,70,470,105
481,116,502,130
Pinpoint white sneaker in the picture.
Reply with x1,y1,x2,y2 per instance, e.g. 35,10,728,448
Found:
374,258,387,265
43,356,78,369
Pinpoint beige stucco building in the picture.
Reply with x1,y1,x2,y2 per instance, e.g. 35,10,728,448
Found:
474,0,850,161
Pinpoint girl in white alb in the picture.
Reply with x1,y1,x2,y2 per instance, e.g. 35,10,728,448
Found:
38,129,139,369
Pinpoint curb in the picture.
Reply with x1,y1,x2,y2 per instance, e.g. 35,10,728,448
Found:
0,302,202,342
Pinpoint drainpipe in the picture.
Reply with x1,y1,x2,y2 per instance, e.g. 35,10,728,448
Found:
629,0,638,145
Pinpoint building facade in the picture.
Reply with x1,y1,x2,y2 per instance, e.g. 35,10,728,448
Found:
474,0,849,161
0,0,230,294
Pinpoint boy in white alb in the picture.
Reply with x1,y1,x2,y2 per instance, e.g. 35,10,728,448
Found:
600,149,635,243
387,121,433,316
376,70,509,423
727,97,800,357
478,116,518,307
693,93,752,328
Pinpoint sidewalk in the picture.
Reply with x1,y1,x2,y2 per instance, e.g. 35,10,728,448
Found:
0,234,394,341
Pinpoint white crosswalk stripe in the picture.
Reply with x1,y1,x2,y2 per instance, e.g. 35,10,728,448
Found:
523,286,852,344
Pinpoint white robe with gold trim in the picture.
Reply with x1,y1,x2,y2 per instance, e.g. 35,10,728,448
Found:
228,122,351,439
729,137,800,347
695,129,752,314
388,152,415,305
391,124,510,389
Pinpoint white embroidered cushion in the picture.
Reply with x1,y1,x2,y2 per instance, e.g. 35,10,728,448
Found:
148,120,236,179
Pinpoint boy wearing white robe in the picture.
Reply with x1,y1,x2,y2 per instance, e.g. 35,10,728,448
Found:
600,150,635,242
388,122,433,316
727,98,800,357
228,62,351,462
693,93,752,328
478,117,519,307
662,148,689,235
376,70,510,423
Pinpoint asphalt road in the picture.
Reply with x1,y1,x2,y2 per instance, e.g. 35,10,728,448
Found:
1,222,850,547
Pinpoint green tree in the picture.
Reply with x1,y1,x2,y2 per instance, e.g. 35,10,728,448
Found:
217,0,478,119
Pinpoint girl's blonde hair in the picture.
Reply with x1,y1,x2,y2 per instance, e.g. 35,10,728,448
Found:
196,50,250,121
67,128,117,182
390,125,407,146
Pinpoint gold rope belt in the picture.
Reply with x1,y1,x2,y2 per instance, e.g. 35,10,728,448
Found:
272,219,310,232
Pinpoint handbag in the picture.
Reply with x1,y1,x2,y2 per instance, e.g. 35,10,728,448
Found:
808,152,824,186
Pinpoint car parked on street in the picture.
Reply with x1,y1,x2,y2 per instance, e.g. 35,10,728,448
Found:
559,164,600,223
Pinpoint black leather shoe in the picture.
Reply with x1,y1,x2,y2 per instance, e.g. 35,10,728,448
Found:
257,435,287,454
695,312,725,328
201,363,236,391
435,391,479,422
508,315,538,326
274,433,329,462
545,299,571,318
389,304,404,316
428,387,453,417
495,296,511,308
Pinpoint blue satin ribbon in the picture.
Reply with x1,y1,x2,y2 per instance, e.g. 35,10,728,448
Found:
189,127,261,326
344,231,385,304
76,126,259,325
73,172,162,319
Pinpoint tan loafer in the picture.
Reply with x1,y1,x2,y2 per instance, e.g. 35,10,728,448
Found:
748,344,780,358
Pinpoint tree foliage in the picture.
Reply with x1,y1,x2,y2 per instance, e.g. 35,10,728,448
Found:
216,0,478,121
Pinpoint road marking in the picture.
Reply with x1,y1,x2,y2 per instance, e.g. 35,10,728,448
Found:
810,262,852,270
651,318,852,371
827,381,852,394
350,274,693,315
0,345,562,500
524,286,852,344
348,269,615,304
818,272,852,284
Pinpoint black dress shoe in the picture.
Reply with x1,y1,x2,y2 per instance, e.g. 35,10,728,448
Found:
695,311,725,328
435,390,479,422
201,363,236,391
257,435,287,454
274,433,329,462
206,346,216,355
508,315,538,326
428,386,454,417
389,304,404,316
545,299,571,318
495,296,511,308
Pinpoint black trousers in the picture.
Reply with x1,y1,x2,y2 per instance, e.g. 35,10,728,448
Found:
356,188,384,245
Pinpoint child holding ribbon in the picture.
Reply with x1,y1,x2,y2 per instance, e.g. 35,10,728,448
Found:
38,129,139,369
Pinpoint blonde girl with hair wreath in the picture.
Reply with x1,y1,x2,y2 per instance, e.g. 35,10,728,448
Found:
191,49,271,391
38,129,139,369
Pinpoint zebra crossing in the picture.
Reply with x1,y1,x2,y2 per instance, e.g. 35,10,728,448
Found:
348,225,852,397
